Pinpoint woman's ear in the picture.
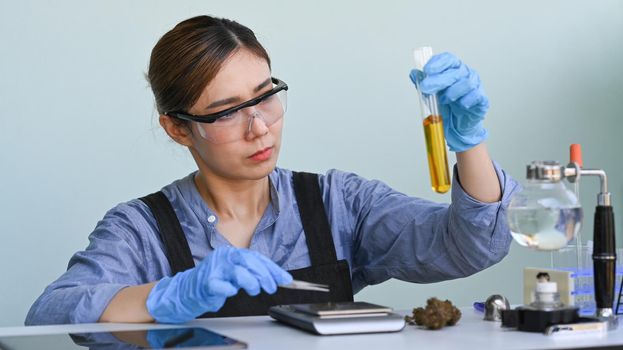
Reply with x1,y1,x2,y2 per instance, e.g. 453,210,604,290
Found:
159,114,194,147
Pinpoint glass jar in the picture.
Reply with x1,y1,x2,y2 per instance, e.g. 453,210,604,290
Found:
507,180,583,251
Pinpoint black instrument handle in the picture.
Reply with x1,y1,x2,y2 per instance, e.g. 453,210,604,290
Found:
593,205,616,310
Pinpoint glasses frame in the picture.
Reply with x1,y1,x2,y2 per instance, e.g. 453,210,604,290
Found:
166,77,288,124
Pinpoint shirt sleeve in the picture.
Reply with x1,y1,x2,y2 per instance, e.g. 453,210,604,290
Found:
25,202,151,325
341,161,520,293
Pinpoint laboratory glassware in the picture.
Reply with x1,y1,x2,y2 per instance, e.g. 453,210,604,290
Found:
507,156,617,327
412,47,451,194
507,162,583,251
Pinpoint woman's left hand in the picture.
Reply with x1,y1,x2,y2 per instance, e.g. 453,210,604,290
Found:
409,52,489,153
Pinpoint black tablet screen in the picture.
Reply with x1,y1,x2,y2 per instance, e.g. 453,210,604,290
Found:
0,327,246,349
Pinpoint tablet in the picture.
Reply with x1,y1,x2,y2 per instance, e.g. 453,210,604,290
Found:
290,301,393,316
0,327,246,349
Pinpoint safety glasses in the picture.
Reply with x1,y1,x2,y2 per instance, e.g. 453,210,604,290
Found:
165,77,288,143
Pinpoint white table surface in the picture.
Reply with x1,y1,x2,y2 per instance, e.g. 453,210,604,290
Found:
1,308,622,349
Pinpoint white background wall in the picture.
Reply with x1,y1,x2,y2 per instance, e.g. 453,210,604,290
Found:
1,0,622,326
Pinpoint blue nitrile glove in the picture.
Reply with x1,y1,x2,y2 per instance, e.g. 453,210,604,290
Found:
146,246,293,323
409,52,489,152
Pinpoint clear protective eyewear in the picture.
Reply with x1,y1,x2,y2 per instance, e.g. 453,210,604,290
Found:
166,77,288,143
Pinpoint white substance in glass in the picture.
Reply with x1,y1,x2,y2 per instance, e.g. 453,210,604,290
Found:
508,207,582,251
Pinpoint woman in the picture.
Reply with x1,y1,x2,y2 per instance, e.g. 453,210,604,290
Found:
26,15,519,325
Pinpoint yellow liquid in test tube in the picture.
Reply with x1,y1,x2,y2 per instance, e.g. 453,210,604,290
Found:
423,115,451,193
414,46,451,194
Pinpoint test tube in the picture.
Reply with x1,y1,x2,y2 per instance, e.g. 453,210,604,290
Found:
413,47,451,193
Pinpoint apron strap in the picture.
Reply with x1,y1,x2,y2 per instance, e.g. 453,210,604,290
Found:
139,192,194,274
291,171,338,266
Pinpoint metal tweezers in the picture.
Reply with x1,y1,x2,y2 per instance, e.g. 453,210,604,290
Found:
280,279,330,292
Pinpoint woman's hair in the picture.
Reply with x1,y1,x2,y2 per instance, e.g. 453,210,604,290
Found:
147,15,271,118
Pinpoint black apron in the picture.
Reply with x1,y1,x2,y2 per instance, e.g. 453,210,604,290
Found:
139,171,354,318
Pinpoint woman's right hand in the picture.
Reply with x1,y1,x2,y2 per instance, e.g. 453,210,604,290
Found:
146,246,293,323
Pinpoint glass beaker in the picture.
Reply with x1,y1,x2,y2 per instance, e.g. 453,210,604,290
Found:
413,47,451,194
507,180,583,251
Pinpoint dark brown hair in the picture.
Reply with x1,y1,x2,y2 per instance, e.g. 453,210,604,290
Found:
147,15,271,117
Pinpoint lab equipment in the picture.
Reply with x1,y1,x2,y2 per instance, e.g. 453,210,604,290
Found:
506,149,617,329
411,52,489,153
507,164,583,250
546,145,623,316
522,267,575,308
550,244,623,316
502,279,580,332
269,302,405,335
280,280,330,293
0,327,247,349
146,246,293,324
412,47,451,193
483,294,510,321
290,301,392,316
552,245,595,314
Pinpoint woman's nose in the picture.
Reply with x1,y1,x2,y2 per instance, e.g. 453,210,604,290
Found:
245,111,269,140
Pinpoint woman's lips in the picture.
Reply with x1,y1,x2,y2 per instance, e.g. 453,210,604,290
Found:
249,147,273,161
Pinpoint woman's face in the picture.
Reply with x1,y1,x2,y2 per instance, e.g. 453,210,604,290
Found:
185,49,283,182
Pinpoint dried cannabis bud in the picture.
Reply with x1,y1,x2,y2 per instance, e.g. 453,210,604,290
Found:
404,297,461,330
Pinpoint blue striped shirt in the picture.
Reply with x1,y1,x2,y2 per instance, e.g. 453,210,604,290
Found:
26,163,519,325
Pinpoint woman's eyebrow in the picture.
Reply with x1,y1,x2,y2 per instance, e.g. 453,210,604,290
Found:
205,78,272,110
253,77,272,92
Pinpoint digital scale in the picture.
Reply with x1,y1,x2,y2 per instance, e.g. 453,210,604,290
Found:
268,302,406,335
